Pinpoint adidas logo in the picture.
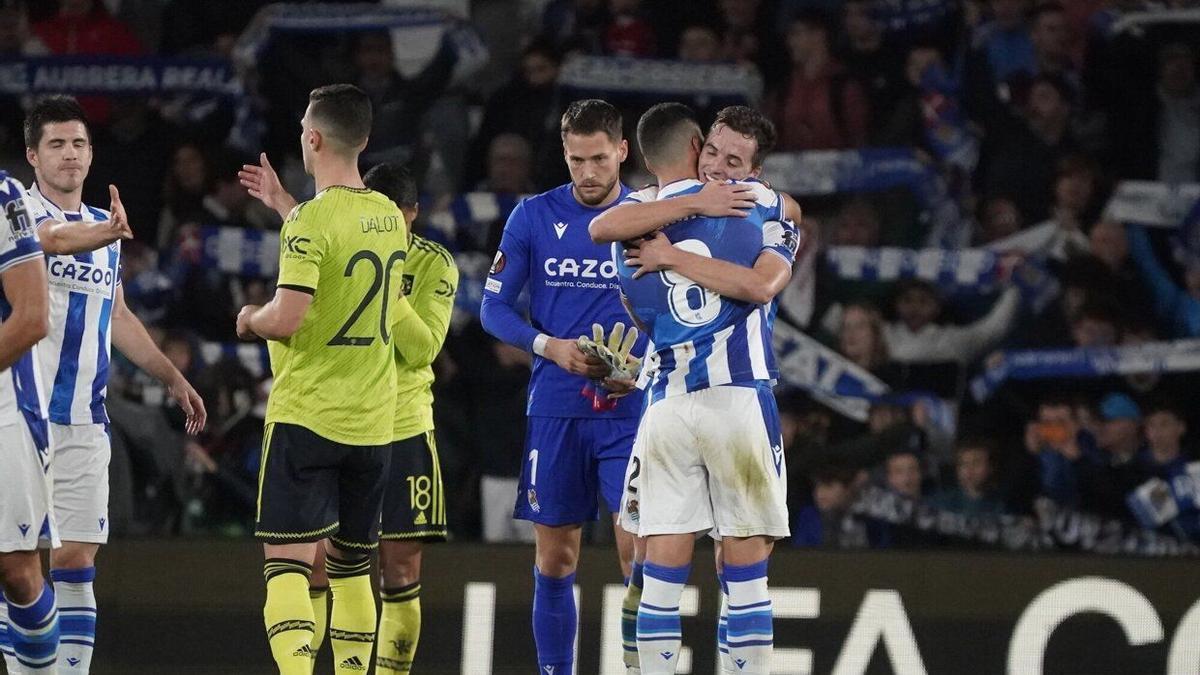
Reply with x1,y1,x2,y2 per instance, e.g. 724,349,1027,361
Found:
67,657,80,667
660,651,674,660
340,655,367,671
414,511,428,526
17,523,29,537
292,645,312,658
735,658,748,669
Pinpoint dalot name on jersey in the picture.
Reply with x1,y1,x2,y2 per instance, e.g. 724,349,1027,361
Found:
47,254,117,298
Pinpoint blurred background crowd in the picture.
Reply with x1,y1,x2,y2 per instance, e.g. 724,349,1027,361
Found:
2,0,1199,554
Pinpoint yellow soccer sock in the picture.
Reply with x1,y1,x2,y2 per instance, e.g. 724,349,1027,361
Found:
263,559,316,675
309,585,329,670
376,583,422,673
326,554,376,673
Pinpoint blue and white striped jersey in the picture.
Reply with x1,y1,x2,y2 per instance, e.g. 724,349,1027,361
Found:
0,173,50,445
614,179,799,404
29,183,121,426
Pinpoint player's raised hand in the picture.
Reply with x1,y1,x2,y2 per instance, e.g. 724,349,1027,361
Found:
544,337,609,379
691,180,754,218
166,373,208,435
239,153,297,219
624,231,678,278
107,184,134,240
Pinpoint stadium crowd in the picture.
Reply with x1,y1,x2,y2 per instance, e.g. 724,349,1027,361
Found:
2,0,1198,552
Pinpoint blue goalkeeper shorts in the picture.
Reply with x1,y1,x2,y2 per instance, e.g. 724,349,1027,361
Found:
513,416,638,526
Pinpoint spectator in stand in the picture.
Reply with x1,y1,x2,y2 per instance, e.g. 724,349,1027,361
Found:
968,0,1034,94
677,23,722,63
837,302,891,373
1126,222,1200,338
541,0,610,54
840,0,902,139
934,439,1007,517
84,99,175,241
32,0,144,125
166,150,268,341
1004,2,1079,102
884,279,1021,365
604,0,656,57
1136,403,1199,540
1086,219,1156,325
791,465,867,549
158,142,212,250
771,10,870,151
980,73,1081,223
1070,299,1121,348
716,0,788,85
976,195,1025,245
1113,42,1200,182
1152,43,1199,183
987,154,1095,260
464,39,564,191
476,134,536,195
1030,393,1147,521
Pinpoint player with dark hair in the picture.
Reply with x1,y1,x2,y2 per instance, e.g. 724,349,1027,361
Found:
2,94,206,675
240,157,456,674
613,102,800,675
235,84,408,675
0,171,57,674
593,103,803,674
479,99,646,675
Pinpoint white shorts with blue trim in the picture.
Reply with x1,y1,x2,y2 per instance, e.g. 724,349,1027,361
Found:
0,421,59,552
618,384,789,539
49,423,110,544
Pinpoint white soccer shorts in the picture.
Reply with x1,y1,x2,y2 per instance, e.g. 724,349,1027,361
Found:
618,385,789,540
0,421,59,552
49,423,111,544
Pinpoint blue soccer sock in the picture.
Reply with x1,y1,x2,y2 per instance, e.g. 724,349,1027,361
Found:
51,567,97,673
6,581,59,673
724,560,773,674
621,561,644,671
636,562,689,675
532,567,576,675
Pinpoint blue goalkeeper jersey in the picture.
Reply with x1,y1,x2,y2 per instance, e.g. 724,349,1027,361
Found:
481,182,646,418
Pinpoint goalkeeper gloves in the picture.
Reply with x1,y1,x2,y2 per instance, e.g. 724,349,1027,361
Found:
577,322,642,382
577,322,642,412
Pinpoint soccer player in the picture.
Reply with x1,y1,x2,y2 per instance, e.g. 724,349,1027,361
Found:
591,105,802,673
239,157,457,674
236,84,408,675
613,103,800,675
12,95,207,675
0,172,57,674
480,99,646,675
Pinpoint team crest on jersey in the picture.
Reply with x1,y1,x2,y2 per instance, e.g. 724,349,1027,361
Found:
490,250,506,275
527,488,541,513
625,499,640,524
402,274,415,296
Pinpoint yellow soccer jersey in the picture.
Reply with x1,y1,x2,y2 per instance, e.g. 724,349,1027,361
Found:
265,186,409,446
391,234,458,441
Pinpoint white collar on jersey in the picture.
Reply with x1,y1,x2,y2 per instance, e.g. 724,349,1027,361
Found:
30,182,89,220
657,178,704,201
